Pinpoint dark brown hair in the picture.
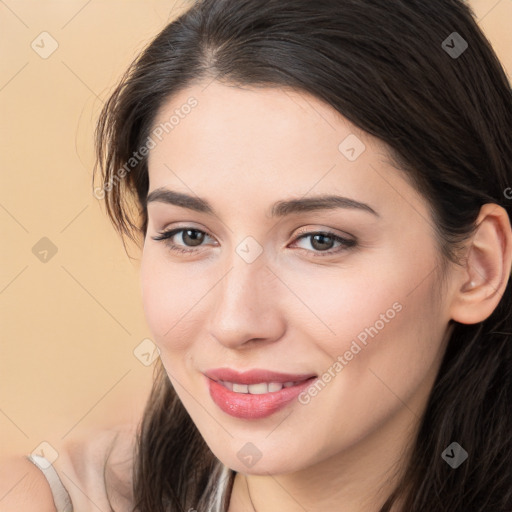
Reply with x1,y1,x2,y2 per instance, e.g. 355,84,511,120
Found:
94,0,512,510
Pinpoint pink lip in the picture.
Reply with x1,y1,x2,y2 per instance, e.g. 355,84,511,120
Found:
204,368,316,385
203,368,318,419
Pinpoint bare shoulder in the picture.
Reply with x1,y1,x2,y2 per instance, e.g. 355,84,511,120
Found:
0,454,57,512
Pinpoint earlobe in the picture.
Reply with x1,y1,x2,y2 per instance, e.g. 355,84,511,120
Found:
450,204,512,325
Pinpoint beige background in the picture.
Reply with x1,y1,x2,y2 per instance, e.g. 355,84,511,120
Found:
1,0,511,460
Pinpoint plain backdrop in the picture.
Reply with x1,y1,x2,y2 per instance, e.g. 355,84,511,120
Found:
1,0,511,460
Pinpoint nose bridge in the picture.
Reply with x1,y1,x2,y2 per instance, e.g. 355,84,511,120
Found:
207,246,283,348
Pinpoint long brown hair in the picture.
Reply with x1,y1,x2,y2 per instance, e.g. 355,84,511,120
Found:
94,0,512,510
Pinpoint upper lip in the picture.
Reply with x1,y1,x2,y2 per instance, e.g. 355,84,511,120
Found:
204,368,317,385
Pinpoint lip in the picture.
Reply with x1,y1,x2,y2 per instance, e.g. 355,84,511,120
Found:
204,368,316,385
204,368,318,419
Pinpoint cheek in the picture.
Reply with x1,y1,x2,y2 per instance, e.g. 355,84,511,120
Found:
296,245,446,404
276,253,407,352
311,236,444,362
140,248,201,349
313,272,446,444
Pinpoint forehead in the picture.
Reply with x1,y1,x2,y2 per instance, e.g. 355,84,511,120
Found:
148,81,377,167
146,81,429,224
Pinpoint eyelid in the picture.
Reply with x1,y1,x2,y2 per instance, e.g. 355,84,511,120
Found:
293,225,354,241
290,227,356,256
152,226,217,248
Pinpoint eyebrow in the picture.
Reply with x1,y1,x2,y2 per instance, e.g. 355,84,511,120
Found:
146,188,379,218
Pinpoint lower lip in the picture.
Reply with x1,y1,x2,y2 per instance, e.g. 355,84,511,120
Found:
206,376,318,419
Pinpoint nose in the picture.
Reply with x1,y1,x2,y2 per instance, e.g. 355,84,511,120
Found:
207,255,286,350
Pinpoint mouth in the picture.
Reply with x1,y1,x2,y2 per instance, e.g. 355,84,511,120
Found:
203,368,318,419
214,379,314,394
203,367,317,387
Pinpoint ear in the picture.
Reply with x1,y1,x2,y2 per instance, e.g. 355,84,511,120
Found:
449,203,512,325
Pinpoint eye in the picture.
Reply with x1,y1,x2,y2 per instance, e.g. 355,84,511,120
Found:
151,226,357,257
290,228,357,257
152,227,216,255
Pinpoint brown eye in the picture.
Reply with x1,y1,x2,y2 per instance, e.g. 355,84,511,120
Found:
292,230,357,257
181,229,205,246
152,228,214,254
309,233,336,251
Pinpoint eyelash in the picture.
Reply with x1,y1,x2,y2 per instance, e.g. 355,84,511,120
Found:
152,227,356,258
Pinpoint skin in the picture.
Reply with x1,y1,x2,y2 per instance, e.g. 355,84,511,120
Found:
140,81,512,511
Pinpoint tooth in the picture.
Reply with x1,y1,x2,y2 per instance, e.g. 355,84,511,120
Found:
221,380,233,391
224,381,299,394
247,383,268,394
268,382,284,392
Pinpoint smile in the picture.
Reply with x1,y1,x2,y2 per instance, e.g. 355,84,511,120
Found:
217,380,302,394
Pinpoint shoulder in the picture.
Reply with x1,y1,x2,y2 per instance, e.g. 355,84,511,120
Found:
0,454,57,511
0,423,137,512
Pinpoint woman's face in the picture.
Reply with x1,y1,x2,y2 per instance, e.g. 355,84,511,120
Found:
141,81,453,475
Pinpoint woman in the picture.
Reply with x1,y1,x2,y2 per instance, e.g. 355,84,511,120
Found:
17,0,512,510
